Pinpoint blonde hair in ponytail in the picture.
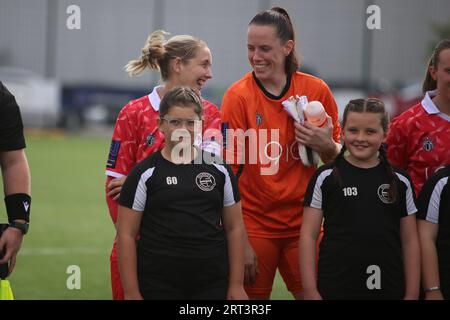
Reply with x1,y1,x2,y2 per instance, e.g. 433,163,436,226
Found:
125,30,169,77
125,30,207,81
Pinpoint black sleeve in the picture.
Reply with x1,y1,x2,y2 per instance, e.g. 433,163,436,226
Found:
0,82,26,151
223,163,241,206
417,166,450,223
394,168,418,218
304,164,334,209
118,161,151,212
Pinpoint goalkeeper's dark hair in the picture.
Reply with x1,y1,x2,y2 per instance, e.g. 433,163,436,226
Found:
250,7,299,75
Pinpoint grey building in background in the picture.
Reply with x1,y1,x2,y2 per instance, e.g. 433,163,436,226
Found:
1,0,449,94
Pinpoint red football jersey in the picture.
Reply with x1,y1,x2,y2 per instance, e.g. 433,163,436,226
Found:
105,86,221,222
387,90,450,195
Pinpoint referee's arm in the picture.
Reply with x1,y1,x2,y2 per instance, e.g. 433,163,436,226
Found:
1,149,31,197
0,149,31,272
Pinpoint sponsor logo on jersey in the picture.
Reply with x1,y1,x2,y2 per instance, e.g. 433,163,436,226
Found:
146,134,155,147
106,140,121,168
422,137,434,152
377,184,394,204
196,172,216,191
256,112,263,126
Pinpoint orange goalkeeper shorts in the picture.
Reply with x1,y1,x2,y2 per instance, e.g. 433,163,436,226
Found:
245,231,323,299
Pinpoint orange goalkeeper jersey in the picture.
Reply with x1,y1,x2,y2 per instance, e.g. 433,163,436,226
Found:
221,72,340,238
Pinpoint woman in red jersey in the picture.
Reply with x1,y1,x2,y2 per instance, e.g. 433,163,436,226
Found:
105,30,221,300
387,39,450,195
220,7,341,299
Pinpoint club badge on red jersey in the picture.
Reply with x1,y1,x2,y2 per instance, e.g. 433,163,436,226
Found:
422,137,434,152
146,134,155,147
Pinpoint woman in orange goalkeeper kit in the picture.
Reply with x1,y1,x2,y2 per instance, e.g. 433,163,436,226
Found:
220,7,341,299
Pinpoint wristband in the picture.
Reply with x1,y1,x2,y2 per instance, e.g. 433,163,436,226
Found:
5,193,31,223
424,286,440,292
